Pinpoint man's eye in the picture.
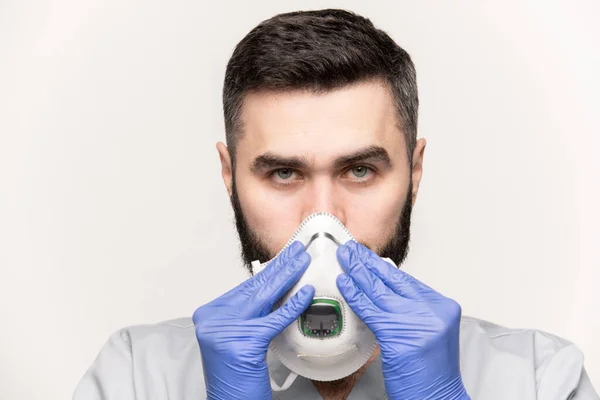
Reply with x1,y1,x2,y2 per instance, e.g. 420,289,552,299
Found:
276,168,294,180
350,165,369,178
341,165,375,184
271,168,296,181
344,165,375,181
270,168,300,187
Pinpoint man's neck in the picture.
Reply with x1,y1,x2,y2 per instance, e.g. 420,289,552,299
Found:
311,347,380,400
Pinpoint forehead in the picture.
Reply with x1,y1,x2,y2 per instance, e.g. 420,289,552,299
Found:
237,80,405,163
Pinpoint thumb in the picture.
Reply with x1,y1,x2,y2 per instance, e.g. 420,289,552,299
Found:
261,285,315,340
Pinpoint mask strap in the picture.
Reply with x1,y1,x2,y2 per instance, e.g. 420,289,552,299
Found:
270,371,298,392
383,257,396,267
251,260,264,275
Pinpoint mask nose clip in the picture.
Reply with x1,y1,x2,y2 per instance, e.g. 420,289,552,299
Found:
305,231,342,249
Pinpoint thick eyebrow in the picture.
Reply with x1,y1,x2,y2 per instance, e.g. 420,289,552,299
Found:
332,145,392,170
250,145,392,173
251,153,311,172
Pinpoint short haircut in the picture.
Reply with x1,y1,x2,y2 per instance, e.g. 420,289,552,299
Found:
223,9,418,167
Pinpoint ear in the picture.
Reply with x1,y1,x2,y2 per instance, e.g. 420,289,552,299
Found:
410,138,427,206
216,142,233,197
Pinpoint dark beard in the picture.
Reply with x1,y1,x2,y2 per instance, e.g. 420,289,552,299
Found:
230,176,413,274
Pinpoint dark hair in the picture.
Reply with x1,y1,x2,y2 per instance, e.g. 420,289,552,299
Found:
223,9,418,167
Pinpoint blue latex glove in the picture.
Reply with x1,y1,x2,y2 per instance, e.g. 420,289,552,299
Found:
336,241,470,400
192,241,314,400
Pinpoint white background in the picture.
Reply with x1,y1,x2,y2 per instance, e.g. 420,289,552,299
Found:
1,1,599,398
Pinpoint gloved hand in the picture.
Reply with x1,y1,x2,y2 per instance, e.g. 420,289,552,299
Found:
192,241,314,400
336,241,470,400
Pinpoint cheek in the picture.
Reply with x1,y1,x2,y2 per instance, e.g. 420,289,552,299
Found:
344,183,407,250
236,178,304,253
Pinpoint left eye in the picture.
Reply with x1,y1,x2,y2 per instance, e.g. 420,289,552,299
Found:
349,165,370,178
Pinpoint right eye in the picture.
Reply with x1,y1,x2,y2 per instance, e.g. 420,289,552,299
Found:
270,168,301,186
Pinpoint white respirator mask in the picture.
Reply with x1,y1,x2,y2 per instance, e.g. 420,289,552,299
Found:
251,212,379,390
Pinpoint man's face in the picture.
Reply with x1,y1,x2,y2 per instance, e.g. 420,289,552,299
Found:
218,80,426,271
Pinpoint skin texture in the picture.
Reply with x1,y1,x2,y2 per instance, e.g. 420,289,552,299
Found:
217,79,427,399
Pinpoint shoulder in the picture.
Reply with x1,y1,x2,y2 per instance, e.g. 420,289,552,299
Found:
459,316,590,399
118,317,196,341
460,315,577,357
117,317,203,397
75,317,202,399
114,316,199,362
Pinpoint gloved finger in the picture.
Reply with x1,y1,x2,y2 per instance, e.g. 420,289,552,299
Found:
246,241,305,292
261,284,315,340
345,241,431,300
337,245,406,313
242,250,311,319
336,273,382,328
207,242,305,311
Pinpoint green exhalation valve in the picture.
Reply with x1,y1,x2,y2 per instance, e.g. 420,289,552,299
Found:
300,299,343,338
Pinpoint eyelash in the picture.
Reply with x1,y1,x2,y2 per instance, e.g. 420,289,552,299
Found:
269,165,376,187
